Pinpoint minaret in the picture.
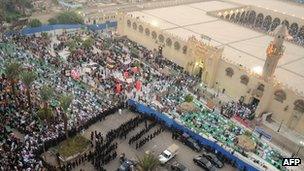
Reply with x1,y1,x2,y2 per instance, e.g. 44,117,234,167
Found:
262,24,287,79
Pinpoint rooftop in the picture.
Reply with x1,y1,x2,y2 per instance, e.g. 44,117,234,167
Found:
128,0,304,94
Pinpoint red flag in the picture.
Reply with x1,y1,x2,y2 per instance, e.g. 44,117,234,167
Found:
71,69,80,80
123,71,129,78
115,83,122,93
132,67,139,73
135,80,141,91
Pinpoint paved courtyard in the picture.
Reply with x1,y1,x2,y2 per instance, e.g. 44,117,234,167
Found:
71,109,236,171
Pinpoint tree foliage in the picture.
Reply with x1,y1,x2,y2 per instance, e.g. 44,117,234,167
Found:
4,60,22,81
28,19,42,28
59,94,73,113
137,153,160,171
21,70,37,112
67,40,78,52
37,107,53,121
184,94,194,103
60,93,73,138
0,0,33,23
48,11,84,25
40,85,54,103
48,18,58,25
21,70,37,88
82,37,94,49
4,60,22,97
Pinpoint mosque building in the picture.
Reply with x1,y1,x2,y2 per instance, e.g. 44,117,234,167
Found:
115,0,304,134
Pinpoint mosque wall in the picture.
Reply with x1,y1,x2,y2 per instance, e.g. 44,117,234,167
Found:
214,60,250,100
118,15,190,69
215,57,304,133
267,87,304,134
85,12,118,24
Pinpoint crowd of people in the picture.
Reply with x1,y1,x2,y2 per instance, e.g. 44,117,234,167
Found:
135,127,164,149
128,122,156,145
0,27,278,170
0,32,128,170
220,100,256,119
91,139,118,171
106,116,145,142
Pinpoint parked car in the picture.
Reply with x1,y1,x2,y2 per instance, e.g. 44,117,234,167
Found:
202,152,224,168
118,159,136,171
170,161,188,171
159,144,179,164
193,155,217,171
179,133,201,152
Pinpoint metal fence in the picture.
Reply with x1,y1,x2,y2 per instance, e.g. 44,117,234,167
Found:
6,22,118,36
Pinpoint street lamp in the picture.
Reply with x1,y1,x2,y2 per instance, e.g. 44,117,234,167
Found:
277,119,283,132
292,141,304,157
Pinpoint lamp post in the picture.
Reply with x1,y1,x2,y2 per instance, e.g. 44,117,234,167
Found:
292,141,304,157
277,119,283,132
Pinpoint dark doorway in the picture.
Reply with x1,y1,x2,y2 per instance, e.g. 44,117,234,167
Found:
198,67,203,80
251,97,260,107
239,96,245,103
158,45,163,55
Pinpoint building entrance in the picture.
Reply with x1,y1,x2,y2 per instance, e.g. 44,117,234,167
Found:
251,97,260,107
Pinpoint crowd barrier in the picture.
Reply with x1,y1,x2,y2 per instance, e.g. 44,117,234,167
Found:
87,21,117,32
21,24,83,35
6,22,118,36
127,99,260,171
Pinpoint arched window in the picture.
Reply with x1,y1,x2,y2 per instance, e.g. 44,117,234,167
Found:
132,22,137,30
298,26,304,41
174,41,180,50
230,13,235,21
239,11,246,23
225,67,234,77
294,99,304,113
145,28,150,36
158,34,164,43
289,23,298,37
127,20,131,27
182,46,187,54
243,11,251,23
248,10,256,25
263,15,272,31
270,18,281,31
274,90,286,102
255,13,264,28
138,25,143,33
151,31,157,39
240,75,249,85
166,38,172,47
235,12,241,22
225,14,230,20
257,84,265,91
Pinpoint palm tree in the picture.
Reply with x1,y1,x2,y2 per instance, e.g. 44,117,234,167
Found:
59,93,73,139
82,37,94,50
4,60,22,98
136,153,160,171
21,70,37,112
40,85,54,118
